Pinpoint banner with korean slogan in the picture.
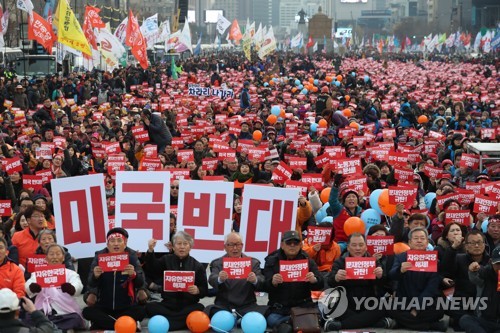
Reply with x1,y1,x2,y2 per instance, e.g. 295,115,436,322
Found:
345,257,377,279
52,174,108,259
280,259,308,282
223,257,252,279
239,185,299,266
114,171,171,252
34,264,66,287
407,250,438,272
366,236,394,256
98,253,129,272
163,271,195,292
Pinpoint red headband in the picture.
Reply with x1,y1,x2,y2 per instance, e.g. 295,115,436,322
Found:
107,233,125,241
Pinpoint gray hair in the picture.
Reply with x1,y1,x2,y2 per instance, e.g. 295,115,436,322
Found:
224,232,242,244
408,227,429,240
37,229,57,243
172,231,194,248
45,244,66,257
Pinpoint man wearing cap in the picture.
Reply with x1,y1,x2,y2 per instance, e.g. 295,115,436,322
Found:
240,81,251,110
460,246,500,333
263,230,323,331
207,232,268,317
33,98,56,133
316,86,332,115
13,85,29,110
82,227,147,330
0,288,58,332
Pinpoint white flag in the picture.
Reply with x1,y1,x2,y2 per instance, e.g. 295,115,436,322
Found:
97,28,126,61
216,14,231,35
156,20,170,43
427,34,438,52
473,31,481,52
445,33,455,48
114,17,128,44
312,42,318,53
258,26,276,60
180,20,192,53
253,22,262,45
16,0,34,17
1,9,8,36
290,32,302,48
141,14,159,49
482,30,492,53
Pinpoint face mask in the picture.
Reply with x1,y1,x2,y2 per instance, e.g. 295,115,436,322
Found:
490,104,495,108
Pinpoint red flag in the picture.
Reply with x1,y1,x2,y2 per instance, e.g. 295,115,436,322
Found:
126,10,148,69
228,19,242,42
28,12,55,55
82,10,97,50
85,6,105,29
306,36,314,48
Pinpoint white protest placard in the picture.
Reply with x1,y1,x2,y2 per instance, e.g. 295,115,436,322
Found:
177,180,234,263
52,174,108,258
114,171,171,251
238,185,299,266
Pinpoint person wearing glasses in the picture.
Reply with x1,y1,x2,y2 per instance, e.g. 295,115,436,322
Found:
207,232,267,319
440,230,490,330
263,230,324,332
11,206,46,268
170,179,180,206
145,231,208,331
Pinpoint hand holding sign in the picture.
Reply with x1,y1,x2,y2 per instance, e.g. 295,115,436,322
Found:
335,269,347,282
272,273,283,286
401,262,412,273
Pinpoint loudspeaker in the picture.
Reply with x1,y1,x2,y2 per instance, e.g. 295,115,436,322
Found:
178,0,189,23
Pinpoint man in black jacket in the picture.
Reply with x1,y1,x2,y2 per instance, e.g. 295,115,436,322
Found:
82,228,147,330
33,98,56,134
263,230,324,332
459,246,500,333
141,109,172,153
0,288,59,333
145,231,208,331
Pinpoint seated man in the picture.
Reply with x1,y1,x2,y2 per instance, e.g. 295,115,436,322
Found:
145,231,208,331
388,227,447,332
325,232,394,331
82,228,147,330
208,232,268,318
263,230,324,332
459,246,500,333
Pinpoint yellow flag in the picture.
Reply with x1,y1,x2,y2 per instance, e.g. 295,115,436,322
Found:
57,0,92,55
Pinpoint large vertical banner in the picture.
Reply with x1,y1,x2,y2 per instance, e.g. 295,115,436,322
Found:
239,185,299,265
177,180,234,263
52,174,108,258
114,171,171,251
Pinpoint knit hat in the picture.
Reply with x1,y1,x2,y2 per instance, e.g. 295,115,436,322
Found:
340,188,359,203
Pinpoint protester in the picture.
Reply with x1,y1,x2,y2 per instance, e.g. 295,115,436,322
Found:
11,206,46,268
207,232,268,317
0,237,25,297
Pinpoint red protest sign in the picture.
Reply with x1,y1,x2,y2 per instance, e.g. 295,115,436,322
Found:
4,157,22,174
306,226,332,245
280,259,308,282
465,182,482,195
407,250,438,272
460,154,479,169
300,173,323,191
35,147,53,160
345,257,377,280
26,255,48,272
313,153,330,168
222,257,252,279
163,271,195,292
423,165,443,179
22,175,44,191
273,161,293,183
481,128,496,140
143,145,158,158
177,150,194,162
445,210,470,226
393,167,414,182
36,170,53,185
169,168,191,181
388,152,410,168
473,195,498,215
98,253,130,272
436,193,461,210
455,189,475,206
135,131,150,143
366,236,394,256
140,158,162,171
34,264,66,287
285,180,308,197
388,186,418,209
333,158,362,175
288,157,307,170
0,200,12,216
344,174,368,194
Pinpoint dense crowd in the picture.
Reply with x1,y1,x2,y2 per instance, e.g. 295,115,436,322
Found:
0,50,499,333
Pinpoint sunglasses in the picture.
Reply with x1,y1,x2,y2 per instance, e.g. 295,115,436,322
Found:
285,239,300,246
170,185,179,189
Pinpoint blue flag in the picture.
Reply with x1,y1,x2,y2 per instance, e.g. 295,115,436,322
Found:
194,33,202,56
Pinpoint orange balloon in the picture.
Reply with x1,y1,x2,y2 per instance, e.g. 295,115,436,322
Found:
308,77,314,83
312,86,318,93
393,242,411,255
418,115,428,124
267,114,277,125
349,122,359,129
336,75,343,82
269,80,275,86
292,87,298,93
325,76,333,83
279,110,286,118
114,316,137,333
318,119,328,128
186,311,210,333
320,187,331,203
378,189,397,216
253,130,262,141
345,95,351,102
343,217,365,236
343,109,352,117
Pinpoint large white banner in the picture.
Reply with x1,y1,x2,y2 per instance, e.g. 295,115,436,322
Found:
114,171,171,251
216,14,231,35
238,185,299,265
52,174,108,258
177,180,234,263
